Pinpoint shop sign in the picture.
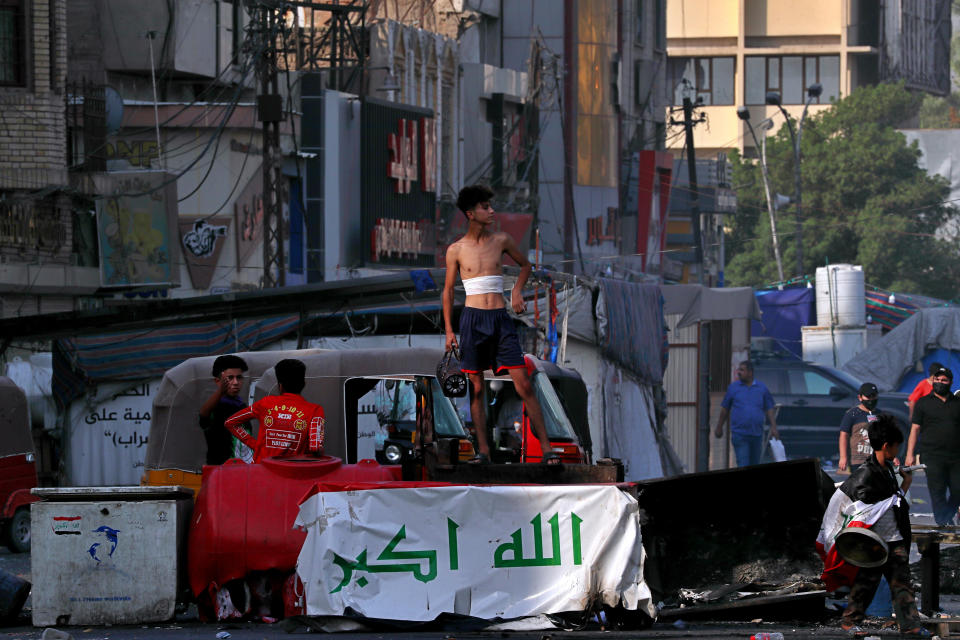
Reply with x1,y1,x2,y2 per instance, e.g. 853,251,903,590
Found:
387,119,418,193
372,218,432,260
387,117,437,194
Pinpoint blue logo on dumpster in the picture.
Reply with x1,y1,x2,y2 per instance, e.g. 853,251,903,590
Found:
87,525,120,563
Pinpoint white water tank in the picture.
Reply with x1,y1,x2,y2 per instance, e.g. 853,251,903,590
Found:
815,264,865,327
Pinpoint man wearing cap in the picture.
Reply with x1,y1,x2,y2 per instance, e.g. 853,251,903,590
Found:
908,361,944,421
906,366,960,525
838,382,880,472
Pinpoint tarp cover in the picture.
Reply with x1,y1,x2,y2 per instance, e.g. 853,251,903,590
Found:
843,308,960,392
53,314,299,410
598,360,667,480
295,484,654,621
895,348,960,395
597,279,665,386
516,283,598,344
661,284,762,329
752,288,815,358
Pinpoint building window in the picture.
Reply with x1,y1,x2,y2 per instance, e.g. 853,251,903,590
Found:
635,0,644,44
0,0,26,87
576,0,618,188
670,57,735,106
745,55,840,105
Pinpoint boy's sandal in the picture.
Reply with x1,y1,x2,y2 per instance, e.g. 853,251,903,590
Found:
840,622,868,638
542,451,563,466
467,453,491,465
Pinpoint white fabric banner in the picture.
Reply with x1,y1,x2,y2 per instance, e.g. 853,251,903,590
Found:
295,484,654,621
67,380,157,486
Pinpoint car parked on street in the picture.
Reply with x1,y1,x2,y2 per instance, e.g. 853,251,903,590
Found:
752,357,911,465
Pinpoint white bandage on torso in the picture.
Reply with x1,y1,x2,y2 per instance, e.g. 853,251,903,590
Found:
462,274,504,296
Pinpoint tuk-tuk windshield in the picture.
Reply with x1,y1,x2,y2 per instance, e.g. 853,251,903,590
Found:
483,375,579,441
429,379,469,438
532,372,579,440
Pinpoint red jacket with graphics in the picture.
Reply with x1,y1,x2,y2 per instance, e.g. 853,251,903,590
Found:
223,392,325,463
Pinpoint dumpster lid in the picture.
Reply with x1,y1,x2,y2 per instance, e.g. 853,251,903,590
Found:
31,485,194,501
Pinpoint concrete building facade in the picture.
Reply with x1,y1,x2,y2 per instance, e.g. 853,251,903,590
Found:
666,0,951,156
0,0,88,318
464,0,669,274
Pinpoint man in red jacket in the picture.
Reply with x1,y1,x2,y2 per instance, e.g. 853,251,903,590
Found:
223,359,325,462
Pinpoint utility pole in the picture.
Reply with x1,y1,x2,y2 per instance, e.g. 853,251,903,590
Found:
679,96,705,284
672,95,710,473
248,1,285,289
249,1,365,287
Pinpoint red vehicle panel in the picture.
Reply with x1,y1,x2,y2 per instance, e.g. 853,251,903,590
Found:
0,455,38,519
188,456,402,597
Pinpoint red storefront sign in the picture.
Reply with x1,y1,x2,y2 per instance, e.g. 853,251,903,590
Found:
387,117,437,194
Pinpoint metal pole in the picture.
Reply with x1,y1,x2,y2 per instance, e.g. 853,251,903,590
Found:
795,96,813,279
744,122,784,282
775,106,800,277
682,97,704,284
146,31,164,169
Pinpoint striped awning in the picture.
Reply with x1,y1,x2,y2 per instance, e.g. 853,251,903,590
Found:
53,314,299,409
865,289,952,331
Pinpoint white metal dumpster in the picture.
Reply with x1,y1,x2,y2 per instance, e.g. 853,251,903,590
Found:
30,486,192,626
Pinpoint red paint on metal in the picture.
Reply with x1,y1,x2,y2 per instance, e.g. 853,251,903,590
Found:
187,455,403,597
0,455,38,519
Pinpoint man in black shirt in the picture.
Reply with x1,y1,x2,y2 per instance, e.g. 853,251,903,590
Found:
838,382,880,472
906,366,960,525
198,354,248,465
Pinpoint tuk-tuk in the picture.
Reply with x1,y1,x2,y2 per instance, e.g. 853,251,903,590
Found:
479,355,588,465
0,377,39,552
143,348,475,493
145,348,594,618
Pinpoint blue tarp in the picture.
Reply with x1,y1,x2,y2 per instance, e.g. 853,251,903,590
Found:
895,348,960,395
752,288,815,358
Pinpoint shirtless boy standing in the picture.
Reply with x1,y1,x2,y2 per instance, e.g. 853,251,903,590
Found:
443,184,560,465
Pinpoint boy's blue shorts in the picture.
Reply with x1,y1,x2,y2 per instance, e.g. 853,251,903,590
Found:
458,307,525,374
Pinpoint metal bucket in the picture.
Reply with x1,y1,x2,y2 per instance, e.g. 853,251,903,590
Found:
835,526,888,568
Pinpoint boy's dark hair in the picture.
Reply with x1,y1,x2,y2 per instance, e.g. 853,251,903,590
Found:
867,413,904,450
930,361,945,376
212,354,248,378
456,184,494,218
275,358,306,394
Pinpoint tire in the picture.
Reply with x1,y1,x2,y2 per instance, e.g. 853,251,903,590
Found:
6,509,30,554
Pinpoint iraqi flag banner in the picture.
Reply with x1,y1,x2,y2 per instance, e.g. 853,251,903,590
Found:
815,488,898,591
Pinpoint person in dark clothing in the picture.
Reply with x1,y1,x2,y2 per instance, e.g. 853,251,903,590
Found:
838,382,879,472
841,414,927,637
198,354,248,465
906,365,960,525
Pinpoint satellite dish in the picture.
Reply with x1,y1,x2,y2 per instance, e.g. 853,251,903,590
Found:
104,86,124,134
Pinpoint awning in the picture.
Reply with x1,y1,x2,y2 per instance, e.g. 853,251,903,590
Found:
53,314,299,410
662,284,761,328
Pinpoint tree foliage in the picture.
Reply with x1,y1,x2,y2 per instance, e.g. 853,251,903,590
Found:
725,82,960,299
